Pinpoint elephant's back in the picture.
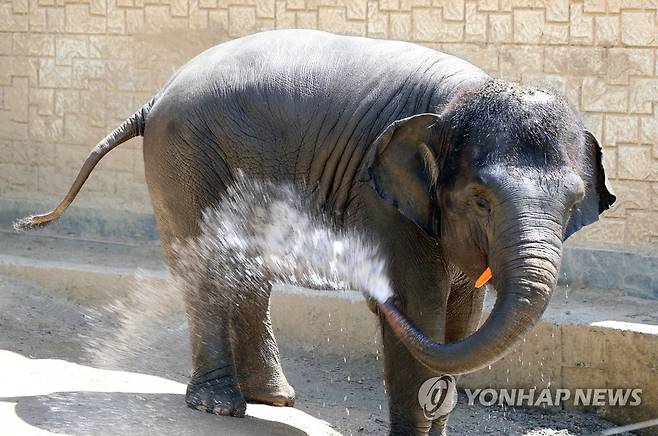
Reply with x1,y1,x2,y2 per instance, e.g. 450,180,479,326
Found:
143,30,488,206
157,29,484,105
148,30,487,133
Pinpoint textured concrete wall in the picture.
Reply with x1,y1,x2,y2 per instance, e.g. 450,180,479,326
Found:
1,0,657,250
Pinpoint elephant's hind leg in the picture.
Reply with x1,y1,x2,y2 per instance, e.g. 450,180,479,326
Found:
233,281,295,407
144,132,247,416
182,279,247,417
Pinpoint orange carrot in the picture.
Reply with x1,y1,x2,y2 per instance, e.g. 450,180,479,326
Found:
475,267,492,288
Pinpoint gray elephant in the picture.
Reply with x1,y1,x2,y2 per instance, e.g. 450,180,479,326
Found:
16,30,615,435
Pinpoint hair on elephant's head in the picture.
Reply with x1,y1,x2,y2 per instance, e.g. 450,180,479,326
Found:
368,79,615,375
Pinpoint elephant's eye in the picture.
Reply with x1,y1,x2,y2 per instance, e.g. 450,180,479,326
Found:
473,194,491,213
567,204,577,218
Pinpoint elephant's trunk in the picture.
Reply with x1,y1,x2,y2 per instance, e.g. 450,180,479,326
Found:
378,211,562,375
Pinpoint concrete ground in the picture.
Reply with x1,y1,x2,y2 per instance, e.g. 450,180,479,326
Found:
0,230,653,435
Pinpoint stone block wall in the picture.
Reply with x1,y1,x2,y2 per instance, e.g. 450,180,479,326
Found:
1,0,657,250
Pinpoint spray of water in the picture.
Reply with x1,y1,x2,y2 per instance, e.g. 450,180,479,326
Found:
173,172,394,305
84,275,190,378
89,173,393,370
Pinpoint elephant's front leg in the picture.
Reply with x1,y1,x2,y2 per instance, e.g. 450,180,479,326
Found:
379,246,451,435
425,270,485,435
184,281,247,417
382,286,448,436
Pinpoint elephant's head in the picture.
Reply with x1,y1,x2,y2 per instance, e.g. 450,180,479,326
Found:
368,79,615,375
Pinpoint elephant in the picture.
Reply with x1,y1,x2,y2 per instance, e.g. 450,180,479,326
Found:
16,29,615,435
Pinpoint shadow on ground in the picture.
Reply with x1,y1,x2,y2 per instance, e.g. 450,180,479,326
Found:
0,349,338,436
5,392,314,436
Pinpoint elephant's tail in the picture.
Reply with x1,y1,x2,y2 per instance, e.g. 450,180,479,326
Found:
13,98,155,232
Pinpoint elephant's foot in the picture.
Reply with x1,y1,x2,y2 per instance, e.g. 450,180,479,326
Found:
236,339,295,407
389,417,432,436
242,380,296,407
186,368,246,417
429,415,449,436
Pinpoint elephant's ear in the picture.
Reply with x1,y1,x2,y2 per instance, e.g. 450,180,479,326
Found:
564,130,617,240
368,113,449,239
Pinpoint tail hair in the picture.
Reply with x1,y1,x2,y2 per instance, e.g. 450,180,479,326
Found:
13,215,47,232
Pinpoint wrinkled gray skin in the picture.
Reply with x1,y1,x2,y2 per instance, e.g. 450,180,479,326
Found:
17,30,615,435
